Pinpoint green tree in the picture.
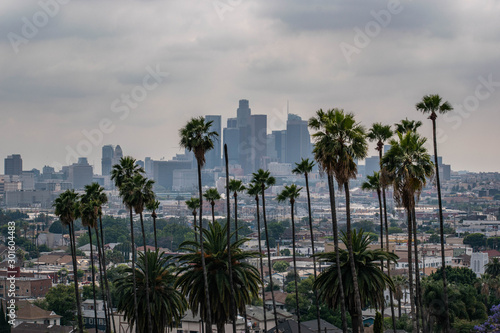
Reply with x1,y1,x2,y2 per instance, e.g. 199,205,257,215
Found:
394,118,422,133
49,220,63,233
416,93,454,333
116,251,187,333
428,233,440,243
185,198,201,243
463,233,487,251
486,258,500,277
292,158,321,332
373,312,383,333
111,156,145,332
176,221,261,333
392,275,408,319
273,260,290,273
44,283,78,326
179,116,218,333
314,230,397,333
277,184,303,332
145,199,160,250
53,190,84,333
251,169,279,332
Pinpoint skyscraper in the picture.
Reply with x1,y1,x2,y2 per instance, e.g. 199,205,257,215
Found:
205,115,222,169
101,145,114,176
237,100,253,174
285,114,311,165
4,154,22,175
223,117,240,165
250,114,267,173
69,157,93,189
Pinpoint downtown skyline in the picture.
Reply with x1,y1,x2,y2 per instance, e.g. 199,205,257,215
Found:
1,1,499,173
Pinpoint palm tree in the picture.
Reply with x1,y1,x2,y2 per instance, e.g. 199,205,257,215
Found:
317,109,368,332
314,230,398,333
53,190,84,333
251,169,279,332
292,158,321,332
394,118,422,134
79,195,100,333
309,109,348,333
382,131,434,332
146,199,160,250
246,182,268,333
176,221,261,333
111,156,145,333
116,250,187,333
180,116,218,333
120,174,155,332
228,179,246,241
486,258,500,277
416,94,453,333
277,184,302,333
203,188,221,223
392,275,408,318
185,198,201,243
361,172,384,267
83,182,114,333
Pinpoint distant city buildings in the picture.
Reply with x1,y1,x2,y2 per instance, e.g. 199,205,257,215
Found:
4,154,22,175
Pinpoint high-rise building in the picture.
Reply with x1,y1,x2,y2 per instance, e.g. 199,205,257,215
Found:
101,145,114,176
223,128,240,166
4,154,22,175
237,100,253,174
205,115,222,169
153,160,192,190
364,156,380,178
285,114,311,165
68,158,93,189
250,114,267,173
271,130,287,163
114,145,123,165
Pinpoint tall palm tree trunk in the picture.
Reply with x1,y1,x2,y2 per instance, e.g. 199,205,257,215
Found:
431,115,450,333
305,173,321,332
291,200,302,333
88,227,99,333
261,187,279,332
69,222,84,333
98,216,116,333
211,203,215,223
411,206,421,333
152,214,158,250
382,186,396,333
328,175,348,333
197,160,213,333
377,189,384,317
193,211,198,244
344,182,364,333
94,224,111,332
406,207,417,333
255,195,267,333
224,145,237,333
234,193,239,242
139,213,153,333
128,207,139,333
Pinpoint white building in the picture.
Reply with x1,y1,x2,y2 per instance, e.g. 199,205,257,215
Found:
471,252,489,276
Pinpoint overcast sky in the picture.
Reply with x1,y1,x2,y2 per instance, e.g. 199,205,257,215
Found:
1,0,499,174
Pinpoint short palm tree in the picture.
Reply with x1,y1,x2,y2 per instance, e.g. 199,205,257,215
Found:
251,169,279,332
382,131,434,332
146,199,160,250
111,157,145,333
116,250,187,333
185,198,201,243
309,109,348,333
246,182,268,333
203,188,221,223
416,93,453,333
292,158,321,332
319,109,368,333
277,184,302,333
314,230,397,333
486,258,500,277
120,174,155,332
176,221,261,333
180,116,218,333
228,179,245,241
394,118,422,133
53,190,84,333
392,275,408,318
